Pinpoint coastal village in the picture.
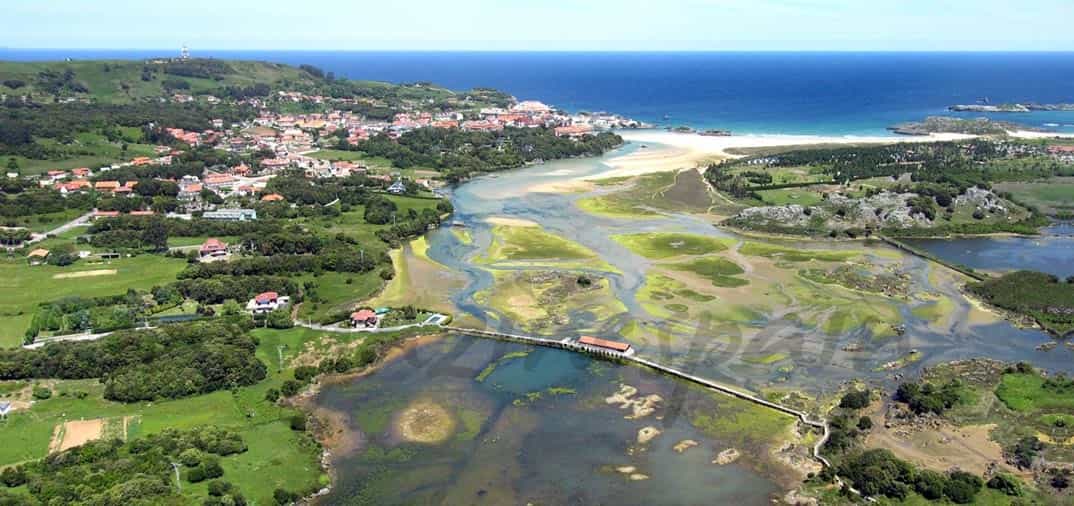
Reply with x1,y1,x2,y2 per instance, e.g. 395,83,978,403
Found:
28,88,644,222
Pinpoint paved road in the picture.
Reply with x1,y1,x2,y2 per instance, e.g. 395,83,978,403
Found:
23,314,451,350
296,313,449,333
22,327,155,350
27,211,95,244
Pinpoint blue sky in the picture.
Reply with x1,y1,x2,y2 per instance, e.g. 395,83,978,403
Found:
5,0,1074,51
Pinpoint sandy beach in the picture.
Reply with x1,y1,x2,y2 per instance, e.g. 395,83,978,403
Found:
525,128,1071,194
586,130,976,181
1008,129,1074,140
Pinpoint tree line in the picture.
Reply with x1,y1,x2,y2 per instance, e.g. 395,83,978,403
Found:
0,321,266,403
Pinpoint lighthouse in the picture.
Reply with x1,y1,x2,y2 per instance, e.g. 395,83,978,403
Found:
180,45,190,60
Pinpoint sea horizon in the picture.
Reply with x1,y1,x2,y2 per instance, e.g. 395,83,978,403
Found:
4,49,1074,136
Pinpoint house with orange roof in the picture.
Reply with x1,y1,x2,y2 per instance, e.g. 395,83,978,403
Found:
203,172,236,188
27,249,49,266
93,210,121,220
94,181,121,193
260,193,285,202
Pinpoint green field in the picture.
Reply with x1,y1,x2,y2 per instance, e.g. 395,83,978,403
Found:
995,178,1074,215
0,255,188,347
755,188,826,206
7,131,160,175
0,59,317,104
740,242,860,262
0,326,338,504
612,232,733,259
995,372,1074,412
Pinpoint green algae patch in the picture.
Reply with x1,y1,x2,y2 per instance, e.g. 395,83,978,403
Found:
478,224,617,272
740,242,860,263
475,270,627,332
911,295,956,322
576,195,660,219
691,393,796,445
454,408,486,442
451,227,472,245
744,352,790,365
612,232,733,259
354,400,407,435
669,257,749,287
475,350,533,382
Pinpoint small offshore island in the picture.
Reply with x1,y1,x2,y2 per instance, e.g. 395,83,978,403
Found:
1,54,1074,506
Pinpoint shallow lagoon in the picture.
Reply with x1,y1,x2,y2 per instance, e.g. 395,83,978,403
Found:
317,336,794,505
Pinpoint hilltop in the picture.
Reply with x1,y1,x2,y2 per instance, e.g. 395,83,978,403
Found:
0,58,319,103
0,57,506,107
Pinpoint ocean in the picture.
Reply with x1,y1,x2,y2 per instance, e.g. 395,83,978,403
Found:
4,49,1074,135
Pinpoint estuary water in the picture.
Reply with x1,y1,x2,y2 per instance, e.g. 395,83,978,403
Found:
904,223,1074,279
314,142,1074,505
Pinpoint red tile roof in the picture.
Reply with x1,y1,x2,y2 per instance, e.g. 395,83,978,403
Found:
351,309,377,321
255,292,279,303
578,336,631,352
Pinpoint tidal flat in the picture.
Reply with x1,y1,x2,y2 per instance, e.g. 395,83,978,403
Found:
315,335,808,505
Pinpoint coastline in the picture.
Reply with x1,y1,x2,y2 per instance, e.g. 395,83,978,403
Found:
586,130,976,181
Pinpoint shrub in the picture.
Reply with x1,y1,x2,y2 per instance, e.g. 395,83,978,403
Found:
986,473,1022,496
289,414,307,432
207,480,233,497
201,458,224,480
1011,436,1044,469
266,309,293,329
179,448,203,467
187,466,207,483
293,366,318,383
944,470,983,504
274,488,299,505
280,380,302,397
857,416,873,431
0,466,27,488
31,386,51,400
839,389,871,410
265,388,280,403
914,469,947,500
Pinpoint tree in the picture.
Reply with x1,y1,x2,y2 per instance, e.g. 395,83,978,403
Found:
857,416,873,431
5,158,17,175
289,414,307,431
140,218,169,252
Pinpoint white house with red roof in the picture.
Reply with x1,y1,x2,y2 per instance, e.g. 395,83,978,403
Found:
198,238,230,262
246,291,291,314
